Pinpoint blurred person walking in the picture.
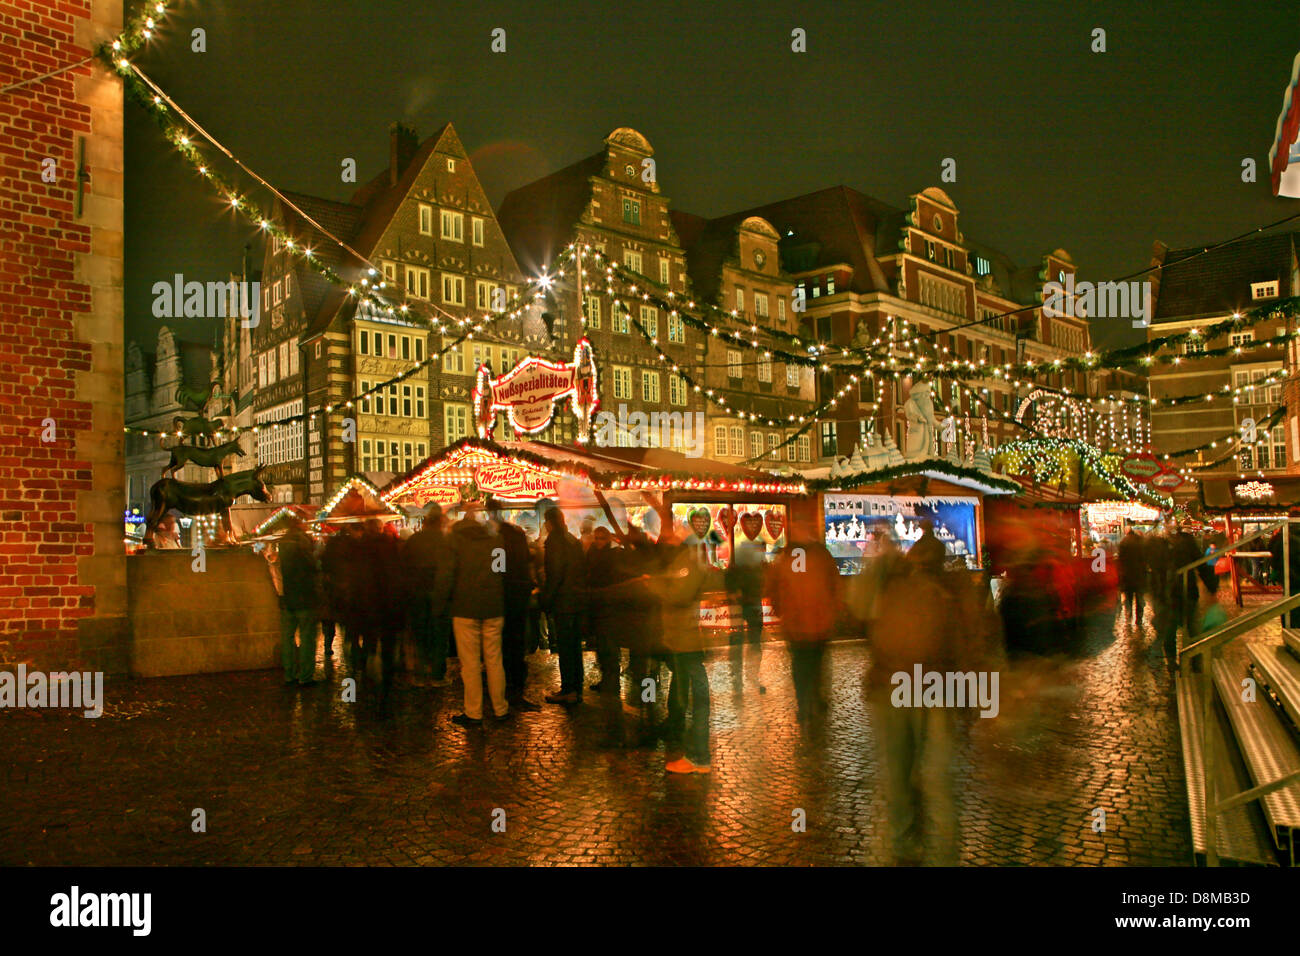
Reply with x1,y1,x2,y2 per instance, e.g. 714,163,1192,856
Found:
434,503,508,727
586,525,622,694
726,534,767,696
401,504,451,685
650,528,712,774
868,541,991,865
277,517,321,686
1116,526,1147,627
354,519,404,709
768,537,839,725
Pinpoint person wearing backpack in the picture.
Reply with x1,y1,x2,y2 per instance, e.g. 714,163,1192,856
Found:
768,537,840,725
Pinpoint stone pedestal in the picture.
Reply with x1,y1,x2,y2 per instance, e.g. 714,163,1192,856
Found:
127,549,280,677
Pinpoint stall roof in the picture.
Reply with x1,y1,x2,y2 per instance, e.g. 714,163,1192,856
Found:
317,475,402,522
381,438,809,506
1201,476,1300,511
811,458,1021,497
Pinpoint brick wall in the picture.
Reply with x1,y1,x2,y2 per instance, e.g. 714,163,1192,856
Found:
0,0,126,672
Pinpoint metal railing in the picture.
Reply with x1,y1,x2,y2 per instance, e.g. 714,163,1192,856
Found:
1177,518,1300,865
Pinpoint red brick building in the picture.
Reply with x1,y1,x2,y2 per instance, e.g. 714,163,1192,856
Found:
0,0,126,671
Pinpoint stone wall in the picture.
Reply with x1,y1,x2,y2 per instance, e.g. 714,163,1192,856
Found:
127,550,280,677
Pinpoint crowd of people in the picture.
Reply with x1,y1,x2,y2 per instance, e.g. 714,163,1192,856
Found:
1113,522,1224,657
262,505,1015,862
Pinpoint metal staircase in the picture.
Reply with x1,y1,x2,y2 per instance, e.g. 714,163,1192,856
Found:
1175,520,1300,865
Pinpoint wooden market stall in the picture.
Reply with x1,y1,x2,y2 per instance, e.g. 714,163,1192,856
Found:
380,437,809,632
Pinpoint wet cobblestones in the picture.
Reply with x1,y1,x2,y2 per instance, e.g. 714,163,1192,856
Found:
0,612,1195,866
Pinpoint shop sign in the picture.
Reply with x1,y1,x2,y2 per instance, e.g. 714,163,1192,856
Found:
1120,453,1162,480
1149,470,1187,491
474,338,598,441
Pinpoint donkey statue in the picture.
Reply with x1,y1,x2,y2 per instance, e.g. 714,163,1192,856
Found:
163,437,245,479
143,466,271,548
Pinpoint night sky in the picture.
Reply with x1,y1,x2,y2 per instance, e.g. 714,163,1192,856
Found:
125,0,1300,354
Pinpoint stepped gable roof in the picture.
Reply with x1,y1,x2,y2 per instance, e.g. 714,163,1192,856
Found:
1153,231,1299,322
277,190,365,335
670,211,782,304
278,124,454,338
495,150,607,275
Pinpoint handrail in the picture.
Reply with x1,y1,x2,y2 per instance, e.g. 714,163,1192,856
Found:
1179,591,1300,663
1181,516,1294,866
1176,520,1285,577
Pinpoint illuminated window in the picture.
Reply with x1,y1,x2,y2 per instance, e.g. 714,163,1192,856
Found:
667,312,684,343
442,274,465,306
418,204,433,235
584,296,601,329
641,370,660,402
728,426,743,457
441,210,463,242
639,305,658,338
472,217,484,246
613,366,632,399
406,265,430,300
444,403,470,442
669,373,686,405
727,349,743,379
713,425,727,458
758,357,772,383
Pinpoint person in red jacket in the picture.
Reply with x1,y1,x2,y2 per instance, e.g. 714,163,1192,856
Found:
768,537,841,725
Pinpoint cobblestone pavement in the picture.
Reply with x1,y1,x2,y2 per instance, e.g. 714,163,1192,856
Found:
0,609,1200,866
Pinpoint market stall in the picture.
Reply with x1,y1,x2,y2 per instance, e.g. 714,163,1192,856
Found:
381,437,809,631
811,459,1020,576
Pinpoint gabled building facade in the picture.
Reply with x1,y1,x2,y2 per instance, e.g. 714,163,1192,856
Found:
1146,231,1298,486
258,122,529,501
496,128,706,452
672,211,818,466
723,185,1096,463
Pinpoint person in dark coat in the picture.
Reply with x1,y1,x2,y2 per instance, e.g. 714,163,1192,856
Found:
276,518,321,686
487,499,540,709
1116,527,1147,628
907,520,946,570
540,507,587,705
726,536,767,696
1144,526,1178,657
433,503,508,726
353,519,404,707
321,522,363,663
585,525,623,693
401,504,451,683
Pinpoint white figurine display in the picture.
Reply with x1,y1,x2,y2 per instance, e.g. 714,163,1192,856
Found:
902,381,939,461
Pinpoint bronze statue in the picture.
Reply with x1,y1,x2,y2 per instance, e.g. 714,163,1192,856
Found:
174,380,228,413
143,466,271,548
172,414,226,447
164,437,245,478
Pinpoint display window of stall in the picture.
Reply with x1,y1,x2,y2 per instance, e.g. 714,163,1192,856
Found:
670,502,787,568
824,493,979,575
1081,502,1162,547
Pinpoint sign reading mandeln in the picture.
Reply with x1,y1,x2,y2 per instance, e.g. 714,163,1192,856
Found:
474,339,598,441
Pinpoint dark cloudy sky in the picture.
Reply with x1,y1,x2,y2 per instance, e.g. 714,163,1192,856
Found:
126,0,1300,352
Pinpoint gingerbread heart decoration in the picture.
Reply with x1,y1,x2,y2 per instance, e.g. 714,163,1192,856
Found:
764,510,786,541
717,507,736,533
739,512,763,540
688,507,712,539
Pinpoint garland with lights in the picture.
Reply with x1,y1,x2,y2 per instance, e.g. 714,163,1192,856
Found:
993,437,1171,508
807,458,1022,495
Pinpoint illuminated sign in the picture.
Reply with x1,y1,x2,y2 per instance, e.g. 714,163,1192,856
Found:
1235,480,1276,501
388,446,567,507
1120,453,1162,480
474,339,598,441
